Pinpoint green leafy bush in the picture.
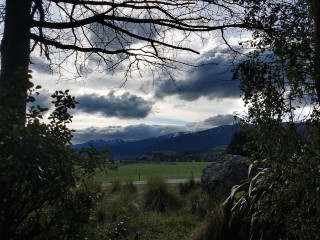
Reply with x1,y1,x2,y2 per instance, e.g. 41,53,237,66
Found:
226,1,320,239
0,72,111,239
208,125,320,240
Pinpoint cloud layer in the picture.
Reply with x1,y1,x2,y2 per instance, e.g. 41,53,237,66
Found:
187,114,235,129
72,124,185,143
76,91,153,119
72,114,236,143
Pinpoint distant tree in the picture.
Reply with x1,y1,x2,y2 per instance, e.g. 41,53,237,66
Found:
0,0,247,125
227,130,252,157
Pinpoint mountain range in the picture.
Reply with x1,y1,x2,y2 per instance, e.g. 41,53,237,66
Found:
72,124,240,159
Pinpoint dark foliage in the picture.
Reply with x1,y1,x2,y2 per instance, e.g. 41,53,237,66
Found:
227,130,253,157
0,71,111,239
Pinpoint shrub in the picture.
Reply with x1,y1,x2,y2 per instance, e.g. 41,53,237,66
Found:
223,125,320,240
144,175,182,212
0,77,110,239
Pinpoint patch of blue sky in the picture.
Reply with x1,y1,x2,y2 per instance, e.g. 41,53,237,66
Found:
145,117,189,125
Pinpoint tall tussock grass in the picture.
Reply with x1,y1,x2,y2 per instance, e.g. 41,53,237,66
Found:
144,175,182,212
110,178,122,193
187,189,210,216
123,178,137,193
191,205,225,240
85,178,107,196
178,177,199,195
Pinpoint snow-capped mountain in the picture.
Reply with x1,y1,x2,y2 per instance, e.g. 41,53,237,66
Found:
72,124,240,159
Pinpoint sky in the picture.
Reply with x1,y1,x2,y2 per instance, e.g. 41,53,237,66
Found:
29,36,247,144
26,6,249,144
29,52,246,144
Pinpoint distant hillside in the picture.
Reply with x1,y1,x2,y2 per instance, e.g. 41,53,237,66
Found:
72,124,240,159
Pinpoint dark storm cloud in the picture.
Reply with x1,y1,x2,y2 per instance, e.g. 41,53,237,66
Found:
72,124,185,143
155,53,241,101
76,91,153,119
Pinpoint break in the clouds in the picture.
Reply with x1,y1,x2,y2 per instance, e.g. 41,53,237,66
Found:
155,52,241,101
76,91,153,119
72,114,236,143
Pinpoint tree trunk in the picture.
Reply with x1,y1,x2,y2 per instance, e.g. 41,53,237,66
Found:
0,0,32,125
312,0,320,104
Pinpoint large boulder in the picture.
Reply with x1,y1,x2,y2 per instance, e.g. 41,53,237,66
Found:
201,154,248,195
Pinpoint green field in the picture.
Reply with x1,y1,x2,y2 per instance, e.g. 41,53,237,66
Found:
95,162,211,183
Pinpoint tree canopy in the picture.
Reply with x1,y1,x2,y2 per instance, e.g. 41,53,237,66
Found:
0,0,248,124
221,1,320,239
0,1,248,239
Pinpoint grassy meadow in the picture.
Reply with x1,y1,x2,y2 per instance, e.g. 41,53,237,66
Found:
87,162,218,239
94,162,211,183
88,175,222,240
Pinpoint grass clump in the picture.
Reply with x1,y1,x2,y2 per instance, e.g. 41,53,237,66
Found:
108,188,140,221
144,175,182,212
178,177,200,195
191,201,225,240
110,178,122,193
94,200,109,226
188,189,209,216
123,178,137,193
85,178,106,196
